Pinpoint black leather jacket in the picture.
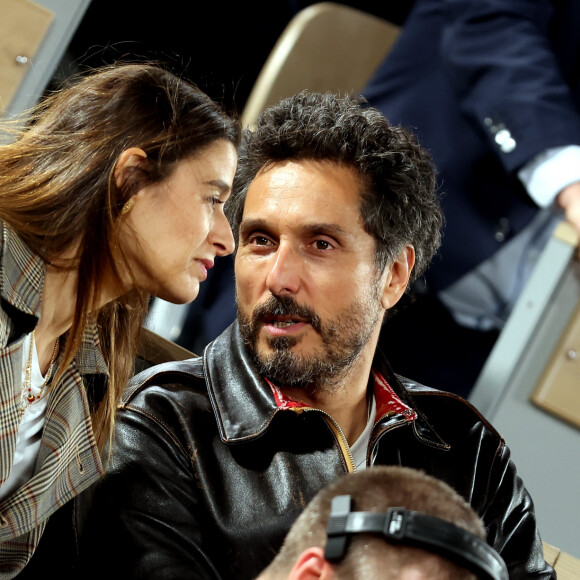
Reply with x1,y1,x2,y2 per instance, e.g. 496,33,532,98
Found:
81,322,554,579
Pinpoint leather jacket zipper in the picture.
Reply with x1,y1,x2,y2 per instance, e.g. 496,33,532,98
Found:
291,408,356,473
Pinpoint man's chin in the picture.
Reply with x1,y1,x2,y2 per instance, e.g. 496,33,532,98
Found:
260,341,319,360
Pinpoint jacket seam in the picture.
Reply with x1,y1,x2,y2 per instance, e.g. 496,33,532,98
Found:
121,368,204,405
411,421,451,450
203,349,229,442
122,404,191,459
397,390,451,449
410,390,501,435
481,439,507,517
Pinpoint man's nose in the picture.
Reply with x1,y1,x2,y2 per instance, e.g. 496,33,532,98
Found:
265,244,302,296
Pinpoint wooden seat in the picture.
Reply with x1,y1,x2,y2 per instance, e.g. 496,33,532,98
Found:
136,327,196,373
241,2,400,127
543,542,580,579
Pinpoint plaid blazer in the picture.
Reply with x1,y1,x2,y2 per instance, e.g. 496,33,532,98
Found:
0,222,106,578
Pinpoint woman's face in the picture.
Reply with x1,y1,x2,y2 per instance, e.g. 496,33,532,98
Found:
118,139,237,304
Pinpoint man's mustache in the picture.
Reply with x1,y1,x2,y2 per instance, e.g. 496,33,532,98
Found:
251,295,322,334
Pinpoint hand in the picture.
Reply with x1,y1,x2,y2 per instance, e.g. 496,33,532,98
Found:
557,182,580,236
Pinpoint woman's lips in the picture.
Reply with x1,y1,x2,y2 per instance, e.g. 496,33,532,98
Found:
197,259,214,280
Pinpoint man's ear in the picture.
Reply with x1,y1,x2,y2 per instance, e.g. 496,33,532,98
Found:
288,547,335,580
114,147,148,191
380,244,415,310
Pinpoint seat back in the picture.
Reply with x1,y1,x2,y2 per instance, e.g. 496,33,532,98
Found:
136,327,196,374
241,2,400,127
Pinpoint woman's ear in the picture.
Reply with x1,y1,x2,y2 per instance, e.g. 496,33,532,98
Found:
114,147,148,191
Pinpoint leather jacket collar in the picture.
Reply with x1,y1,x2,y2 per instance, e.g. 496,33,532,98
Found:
199,321,450,450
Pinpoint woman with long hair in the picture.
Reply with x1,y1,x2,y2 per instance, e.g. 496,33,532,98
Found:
0,62,239,576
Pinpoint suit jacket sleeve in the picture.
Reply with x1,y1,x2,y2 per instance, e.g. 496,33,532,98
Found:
441,0,580,174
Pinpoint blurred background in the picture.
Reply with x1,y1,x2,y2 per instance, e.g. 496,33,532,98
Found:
50,1,412,113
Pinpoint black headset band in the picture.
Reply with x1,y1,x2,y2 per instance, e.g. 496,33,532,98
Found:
324,495,508,580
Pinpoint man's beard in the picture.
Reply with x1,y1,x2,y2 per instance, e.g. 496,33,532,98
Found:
237,285,383,392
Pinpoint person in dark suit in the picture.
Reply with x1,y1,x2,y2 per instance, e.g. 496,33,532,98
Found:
364,0,580,397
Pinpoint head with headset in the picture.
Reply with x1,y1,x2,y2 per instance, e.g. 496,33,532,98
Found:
256,466,507,580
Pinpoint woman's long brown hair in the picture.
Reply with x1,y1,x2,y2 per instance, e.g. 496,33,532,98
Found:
0,63,240,451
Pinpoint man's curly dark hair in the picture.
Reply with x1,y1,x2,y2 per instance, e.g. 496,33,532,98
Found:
228,91,443,282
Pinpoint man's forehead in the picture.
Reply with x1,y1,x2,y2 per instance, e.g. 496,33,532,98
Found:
242,159,364,219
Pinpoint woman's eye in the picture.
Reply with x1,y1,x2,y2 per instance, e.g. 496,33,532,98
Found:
209,196,224,206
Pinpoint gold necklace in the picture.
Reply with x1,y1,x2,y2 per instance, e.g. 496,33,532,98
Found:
19,331,60,418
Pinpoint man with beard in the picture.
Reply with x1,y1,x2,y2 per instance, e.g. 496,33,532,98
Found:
80,92,554,580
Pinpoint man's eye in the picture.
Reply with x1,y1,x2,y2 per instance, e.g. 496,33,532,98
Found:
314,239,332,250
249,235,272,246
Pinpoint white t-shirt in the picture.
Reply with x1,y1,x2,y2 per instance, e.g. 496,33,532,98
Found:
350,395,377,471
